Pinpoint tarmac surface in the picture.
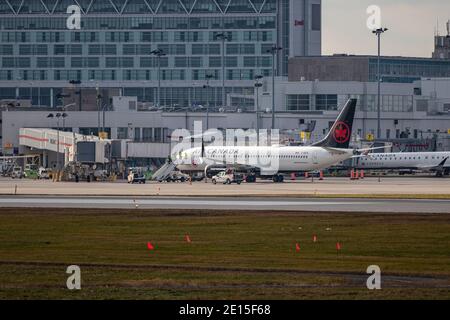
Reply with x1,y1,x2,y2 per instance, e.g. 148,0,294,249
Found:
0,176,449,212
0,195,450,212
0,176,449,197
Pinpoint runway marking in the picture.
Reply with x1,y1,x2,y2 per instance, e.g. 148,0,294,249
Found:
0,197,449,212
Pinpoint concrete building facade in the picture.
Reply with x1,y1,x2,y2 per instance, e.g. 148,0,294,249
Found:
288,55,450,83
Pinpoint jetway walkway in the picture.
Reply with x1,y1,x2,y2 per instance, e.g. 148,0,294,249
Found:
19,128,100,162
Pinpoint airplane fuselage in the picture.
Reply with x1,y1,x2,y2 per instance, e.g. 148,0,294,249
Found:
356,152,450,171
176,146,354,174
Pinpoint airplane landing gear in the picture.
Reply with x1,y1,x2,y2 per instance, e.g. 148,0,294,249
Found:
272,174,284,183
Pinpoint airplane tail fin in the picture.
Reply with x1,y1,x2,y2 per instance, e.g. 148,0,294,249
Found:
438,157,449,167
313,99,357,149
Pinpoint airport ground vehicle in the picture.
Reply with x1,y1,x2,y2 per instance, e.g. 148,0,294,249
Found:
38,167,50,179
191,172,205,182
94,169,108,181
1,163,14,177
212,171,244,185
11,166,24,179
165,171,190,183
24,164,38,179
244,172,257,183
128,172,146,184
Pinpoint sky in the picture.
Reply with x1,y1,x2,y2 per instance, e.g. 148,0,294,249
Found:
322,0,450,57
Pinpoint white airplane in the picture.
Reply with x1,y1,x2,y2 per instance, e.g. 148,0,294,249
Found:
175,99,360,182
355,152,450,176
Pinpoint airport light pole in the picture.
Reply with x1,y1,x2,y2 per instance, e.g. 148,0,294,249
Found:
28,82,33,105
56,93,71,109
151,49,166,108
61,112,68,131
373,27,388,139
203,74,214,130
267,46,283,130
69,80,82,111
102,104,107,135
96,83,102,137
215,33,229,108
254,75,263,146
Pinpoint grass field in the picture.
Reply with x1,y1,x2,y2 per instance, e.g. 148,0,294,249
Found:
0,208,449,300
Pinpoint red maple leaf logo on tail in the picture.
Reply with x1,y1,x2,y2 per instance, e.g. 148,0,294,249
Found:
333,122,350,143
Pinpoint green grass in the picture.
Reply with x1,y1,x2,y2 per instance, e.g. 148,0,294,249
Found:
0,208,449,300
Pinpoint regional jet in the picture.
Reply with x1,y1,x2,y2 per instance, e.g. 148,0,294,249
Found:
355,152,450,177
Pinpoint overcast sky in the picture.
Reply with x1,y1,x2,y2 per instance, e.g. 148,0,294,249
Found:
322,0,450,57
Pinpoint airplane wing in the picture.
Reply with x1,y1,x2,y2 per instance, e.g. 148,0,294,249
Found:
322,147,350,154
351,146,393,158
356,146,389,153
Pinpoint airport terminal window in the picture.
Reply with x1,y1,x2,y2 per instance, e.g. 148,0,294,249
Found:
1,57,14,67
243,57,256,67
0,70,13,80
225,57,238,68
240,70,255,80
2,57,30,68
312,4,321,31
117,127,129,140
105,32,133,43
0,44,13,55
416,100,428,112
190,57,203,68
19,44,47,55
316,95,338,111
287,95,310,111
72,32,100,43
134,128,141,142
0,87,15,99
227,69,241,80
227,44,239,55
154,128,162,142
142,128,153,142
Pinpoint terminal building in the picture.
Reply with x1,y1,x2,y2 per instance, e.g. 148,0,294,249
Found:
0,0,321,109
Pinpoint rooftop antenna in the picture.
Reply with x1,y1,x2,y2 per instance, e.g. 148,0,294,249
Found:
447,19,450,36
436,17,440,36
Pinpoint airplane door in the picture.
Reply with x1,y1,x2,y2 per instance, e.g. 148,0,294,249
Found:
312,151,319,165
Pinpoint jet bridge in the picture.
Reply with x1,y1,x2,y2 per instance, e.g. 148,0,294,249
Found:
19,128,108,166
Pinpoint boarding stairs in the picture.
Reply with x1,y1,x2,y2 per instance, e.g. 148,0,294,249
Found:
152,161,176,182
